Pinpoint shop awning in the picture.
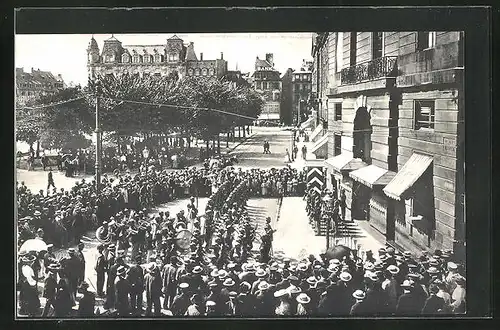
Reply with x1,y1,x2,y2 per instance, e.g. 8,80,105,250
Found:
383,153,433,200
309,122,324,142
311,134,328,153
349,165,396,188
325,154,368,173
300,116,314,129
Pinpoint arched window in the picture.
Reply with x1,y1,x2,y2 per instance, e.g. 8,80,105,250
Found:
202,68,208,76
104,52,115,63
353,106,372,163
122,53,130,63
144,55,152,63
133,55,141,63
209,68,215,76
188,68,194,76
154,54,162,63
194,68,200,76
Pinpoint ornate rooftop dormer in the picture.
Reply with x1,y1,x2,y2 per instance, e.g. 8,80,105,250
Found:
87,35,100,64
101,34,124,62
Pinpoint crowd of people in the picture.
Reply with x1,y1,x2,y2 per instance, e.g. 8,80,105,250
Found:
17,155,466,317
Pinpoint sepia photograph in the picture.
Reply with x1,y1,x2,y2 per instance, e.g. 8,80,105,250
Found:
13,8,476,320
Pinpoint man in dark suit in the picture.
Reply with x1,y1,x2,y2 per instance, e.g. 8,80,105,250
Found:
396,280,420,315
350,290,370,316
421,284,445,315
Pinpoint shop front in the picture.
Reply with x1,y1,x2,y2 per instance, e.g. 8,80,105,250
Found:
349,165,396,233
325,154,367,214
383,153,434,253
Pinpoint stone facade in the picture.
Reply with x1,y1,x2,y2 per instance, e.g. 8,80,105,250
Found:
87,35,228,81
252,54,282,122
313,31,464,259
16,68,66,106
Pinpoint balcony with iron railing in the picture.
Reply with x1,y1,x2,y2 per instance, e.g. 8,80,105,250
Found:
340,56,398,88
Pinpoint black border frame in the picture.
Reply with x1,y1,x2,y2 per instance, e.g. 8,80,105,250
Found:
3,5,494,329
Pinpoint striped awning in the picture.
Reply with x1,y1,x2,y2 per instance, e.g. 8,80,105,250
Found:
300,116,314,129
311,134,328,153
383,153,433,200
349,165,396,188
325,154,367,173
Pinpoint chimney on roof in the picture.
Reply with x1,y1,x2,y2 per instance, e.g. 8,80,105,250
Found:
265,53,274,67
200,53,203,61
220,52,223,60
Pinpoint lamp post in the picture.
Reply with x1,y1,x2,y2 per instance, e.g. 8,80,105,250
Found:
142,146,149,173
322,194,333,250
94,80,102,192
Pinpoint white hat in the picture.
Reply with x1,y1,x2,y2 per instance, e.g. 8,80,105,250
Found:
401,279,413,288
258,281,270,290
179,282,189,289
447,262,458,270
296,293,311,304
206,300,216,307
340,272,352,282
352,290,366,300
274,289,287,298
364,262,375,271
330,258,340,265
387,265,400,275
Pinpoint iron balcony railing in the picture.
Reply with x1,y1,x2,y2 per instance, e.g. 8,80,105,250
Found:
341,56,398,85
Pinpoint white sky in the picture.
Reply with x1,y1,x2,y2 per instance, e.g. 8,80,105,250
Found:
15,33,314,87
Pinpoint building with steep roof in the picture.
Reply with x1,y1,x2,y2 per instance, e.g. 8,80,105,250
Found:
16,67,66,106
252,53,282,123
87,34,228,80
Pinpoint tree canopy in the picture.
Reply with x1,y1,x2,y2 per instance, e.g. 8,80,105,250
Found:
16,73,264,149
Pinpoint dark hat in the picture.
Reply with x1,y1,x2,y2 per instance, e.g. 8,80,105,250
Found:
79,281,89,290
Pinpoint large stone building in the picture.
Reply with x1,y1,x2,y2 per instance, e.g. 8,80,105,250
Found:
15,67,66,105
311,31,465,260
292,60,313,125
87,35,228,80
252,54,282,123
281,60,314,126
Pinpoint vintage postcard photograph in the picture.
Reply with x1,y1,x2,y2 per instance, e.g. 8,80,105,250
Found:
14,9,471,319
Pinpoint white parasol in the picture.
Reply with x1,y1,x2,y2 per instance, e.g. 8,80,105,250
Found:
19,239,48,254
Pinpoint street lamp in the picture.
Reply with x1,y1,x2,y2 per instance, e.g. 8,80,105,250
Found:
142,146,149,173
94,79,102,192
322,194,333,250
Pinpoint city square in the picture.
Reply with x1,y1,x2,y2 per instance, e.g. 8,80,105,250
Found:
15,30,466,318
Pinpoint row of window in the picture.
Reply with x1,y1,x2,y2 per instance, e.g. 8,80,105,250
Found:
294,83,311,92
293,74,311,82
341,101,434,129
18,82,63,89
347,31,438,67
329,99,435,131
256,81,280,90
187,68,215,76
103,52,180,64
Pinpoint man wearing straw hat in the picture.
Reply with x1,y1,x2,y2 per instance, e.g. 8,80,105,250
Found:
171,282,191,316
296,292,311,316
41,263,59,317
115,265,131,316
144,262,162,316
350,290,370,316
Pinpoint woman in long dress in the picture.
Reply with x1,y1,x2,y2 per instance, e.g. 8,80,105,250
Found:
20,264,40,316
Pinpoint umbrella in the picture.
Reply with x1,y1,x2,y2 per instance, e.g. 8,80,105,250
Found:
19,239,48,254
323,245,352,262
